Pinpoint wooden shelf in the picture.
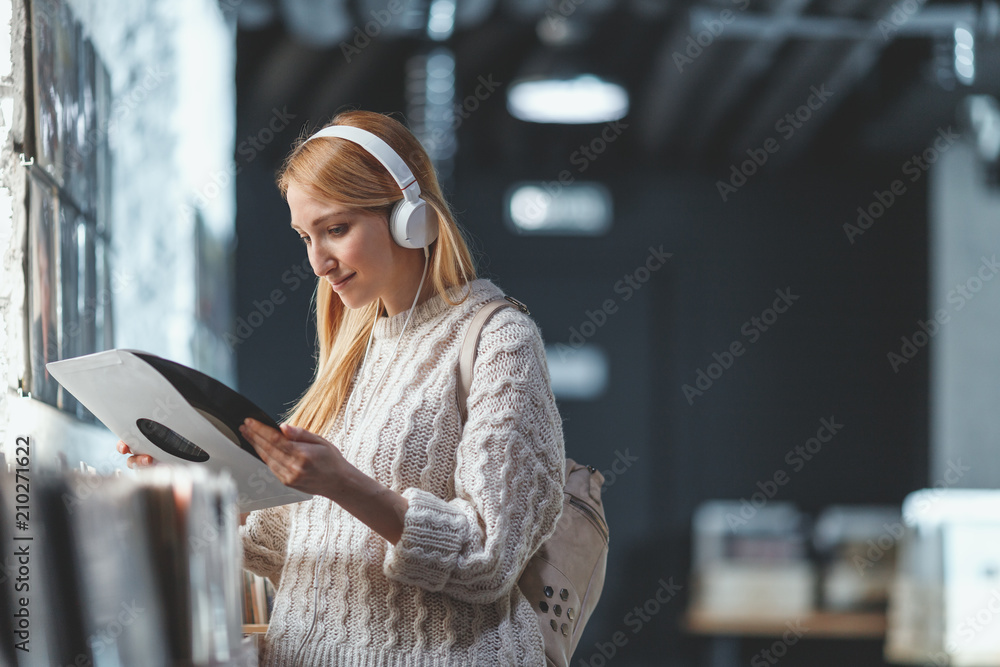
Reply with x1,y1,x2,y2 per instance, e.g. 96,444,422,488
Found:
684,609,886,639
242,624,268,634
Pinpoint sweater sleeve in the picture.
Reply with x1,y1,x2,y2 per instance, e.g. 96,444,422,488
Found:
240,503,293,587
383,311,566,604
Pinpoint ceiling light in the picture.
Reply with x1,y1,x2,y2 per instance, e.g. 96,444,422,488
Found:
544,344,609,400
954,25,975,85
427,0,456,41
507,75,629,124
962,95,1000,164
506,182,612,235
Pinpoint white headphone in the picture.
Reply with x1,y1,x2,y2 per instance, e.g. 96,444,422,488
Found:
303,125,439,249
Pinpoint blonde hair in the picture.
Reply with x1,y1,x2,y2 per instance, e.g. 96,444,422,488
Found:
277,111,477,433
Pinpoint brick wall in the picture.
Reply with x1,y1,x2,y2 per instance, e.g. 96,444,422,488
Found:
1,0,236,469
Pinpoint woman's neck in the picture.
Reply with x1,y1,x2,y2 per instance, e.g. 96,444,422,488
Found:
381,249,433,317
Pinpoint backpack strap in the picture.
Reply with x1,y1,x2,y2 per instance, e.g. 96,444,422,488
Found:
457,296,530,423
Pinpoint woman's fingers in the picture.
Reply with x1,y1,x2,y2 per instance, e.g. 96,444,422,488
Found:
279,423,327,444
241,419,325,463
239,419,344,494
125,453,155,469
241,418,287,453
240,419,290,472
119,441,157,469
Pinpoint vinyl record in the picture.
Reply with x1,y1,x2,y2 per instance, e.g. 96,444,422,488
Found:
47,349,311,511
133,352,277,463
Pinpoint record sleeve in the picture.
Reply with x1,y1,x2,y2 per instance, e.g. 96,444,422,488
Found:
47,349,312,511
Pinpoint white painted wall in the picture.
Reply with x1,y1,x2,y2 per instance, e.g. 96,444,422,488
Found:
930,138,1000,488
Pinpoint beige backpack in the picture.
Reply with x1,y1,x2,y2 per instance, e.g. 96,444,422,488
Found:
457,296,610,667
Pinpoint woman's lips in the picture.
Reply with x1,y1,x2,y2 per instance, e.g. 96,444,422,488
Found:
330,272,355,291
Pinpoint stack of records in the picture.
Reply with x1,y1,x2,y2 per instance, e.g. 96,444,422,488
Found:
691,500,816,619
812,505,901,611
242,572,275,626
0,462,255,666
886,489,1000,666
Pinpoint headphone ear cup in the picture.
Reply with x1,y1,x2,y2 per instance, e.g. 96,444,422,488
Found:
390,198,438,249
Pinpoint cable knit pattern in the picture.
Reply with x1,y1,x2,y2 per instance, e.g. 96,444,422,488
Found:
240,279,565,666
242,504,293,588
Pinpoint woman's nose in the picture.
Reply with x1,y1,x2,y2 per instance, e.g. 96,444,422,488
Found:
310,244,336,277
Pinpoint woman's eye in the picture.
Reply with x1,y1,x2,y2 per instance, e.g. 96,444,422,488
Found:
299,236,310,245
329,225,347,236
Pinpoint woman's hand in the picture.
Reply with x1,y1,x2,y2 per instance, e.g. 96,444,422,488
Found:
117,440,157,469
239,419,350,497
239,418,409,544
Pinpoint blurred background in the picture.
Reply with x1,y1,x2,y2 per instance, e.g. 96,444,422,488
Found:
2,0,1000,664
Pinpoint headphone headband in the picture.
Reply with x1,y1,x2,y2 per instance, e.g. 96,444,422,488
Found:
304,125,421,204
301,123,437,249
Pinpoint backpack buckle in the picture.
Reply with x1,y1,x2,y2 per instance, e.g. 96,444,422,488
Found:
504,296,530,315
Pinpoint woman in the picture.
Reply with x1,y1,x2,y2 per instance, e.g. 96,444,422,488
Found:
121,110,565,665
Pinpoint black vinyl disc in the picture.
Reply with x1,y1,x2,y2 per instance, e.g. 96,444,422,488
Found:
136,418,210,462
133,353,277,463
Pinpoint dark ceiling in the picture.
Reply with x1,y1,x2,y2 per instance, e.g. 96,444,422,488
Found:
233,0,1000,175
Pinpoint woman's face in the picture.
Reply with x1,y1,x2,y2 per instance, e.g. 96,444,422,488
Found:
287,182,425,316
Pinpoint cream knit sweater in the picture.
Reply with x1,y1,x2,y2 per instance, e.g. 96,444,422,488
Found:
241,279,566,666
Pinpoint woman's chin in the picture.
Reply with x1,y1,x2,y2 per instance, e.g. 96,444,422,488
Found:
334,292,376,311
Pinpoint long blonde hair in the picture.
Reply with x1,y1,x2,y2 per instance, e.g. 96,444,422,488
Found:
277,111,477,433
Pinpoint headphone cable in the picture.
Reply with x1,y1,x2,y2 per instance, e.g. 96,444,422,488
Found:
292,247,430,666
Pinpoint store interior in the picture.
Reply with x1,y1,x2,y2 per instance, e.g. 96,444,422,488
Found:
2,0,1000,665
